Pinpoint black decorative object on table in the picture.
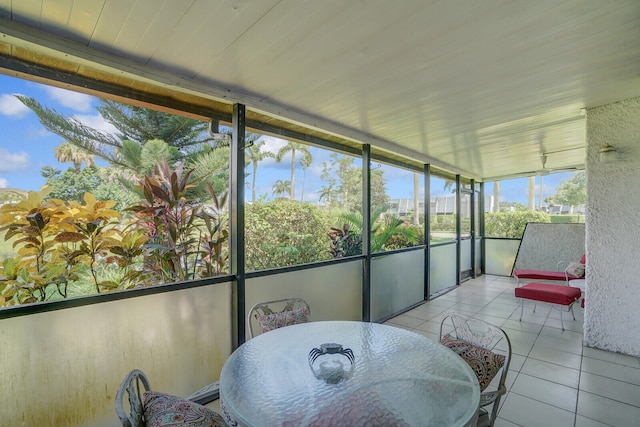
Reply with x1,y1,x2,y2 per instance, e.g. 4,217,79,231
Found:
308,343,355,384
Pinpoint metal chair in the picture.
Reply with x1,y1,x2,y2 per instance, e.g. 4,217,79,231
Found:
116,369,225,427
116,369,151,427
439,314,512,427
247,297,310,338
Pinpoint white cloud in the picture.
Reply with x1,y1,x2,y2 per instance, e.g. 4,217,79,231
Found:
73,114,119,136
0,178,8,188
0,149,30,172
308,163,324,178
0,94,30,118
260,135,286,154
44,86,94,112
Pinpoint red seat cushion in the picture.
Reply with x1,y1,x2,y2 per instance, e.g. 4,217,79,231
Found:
515,283,582,306
514,270,570,281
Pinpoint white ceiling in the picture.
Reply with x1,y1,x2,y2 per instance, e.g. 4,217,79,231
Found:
0,0,639,180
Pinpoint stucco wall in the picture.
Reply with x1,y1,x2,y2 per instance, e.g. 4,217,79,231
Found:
584,97,640,356
513,223,585,271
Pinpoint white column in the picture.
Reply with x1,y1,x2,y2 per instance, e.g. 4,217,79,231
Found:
584,97,640,356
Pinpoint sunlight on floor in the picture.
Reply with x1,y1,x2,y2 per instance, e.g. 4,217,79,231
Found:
384,275,640,427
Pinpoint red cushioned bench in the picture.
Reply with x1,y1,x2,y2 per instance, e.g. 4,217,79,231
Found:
514,282,582,330
513,254,586,286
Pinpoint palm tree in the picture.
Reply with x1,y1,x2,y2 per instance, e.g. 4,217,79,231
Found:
299,150,313,202
275,141,312,200
338,208,418,253
54,142,95,172
272,180,291,198
528,176,536,211
493,181,501,212
245,134,272,202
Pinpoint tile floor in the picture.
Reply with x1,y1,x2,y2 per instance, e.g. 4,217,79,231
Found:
384,275,640,427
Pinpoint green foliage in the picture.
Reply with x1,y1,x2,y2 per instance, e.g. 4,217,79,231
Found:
186,144,231,197
122,138,179,176
549,215,585,224
272,180,291,198
385,225,425,250
544,172,586,207
320,153,389,212
97,100,211,150
245,199,331,270
328,224,362,258
126,160,228,284
41,165,102,203
53,193,123,294
0,159,230,306
430,214,456,232
42,165,135,210
245,135,273,202
0,187,126,305
336,208,420,253
275,141,312,200
17,96,214,176
484,211,551,238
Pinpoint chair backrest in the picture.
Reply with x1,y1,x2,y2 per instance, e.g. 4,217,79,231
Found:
116,369,151,427
439,314,511,427
247,297,310,338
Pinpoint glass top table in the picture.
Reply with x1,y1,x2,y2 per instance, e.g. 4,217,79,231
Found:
220,321,480,426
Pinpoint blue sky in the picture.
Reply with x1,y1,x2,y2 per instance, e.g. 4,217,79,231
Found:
0,73,573,205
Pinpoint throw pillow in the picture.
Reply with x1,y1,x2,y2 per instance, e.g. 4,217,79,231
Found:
143,391,226,427
566,262,585,278
256,306,310,333
440,335,505,391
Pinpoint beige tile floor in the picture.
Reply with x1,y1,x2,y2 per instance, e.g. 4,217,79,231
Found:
384,275,640,427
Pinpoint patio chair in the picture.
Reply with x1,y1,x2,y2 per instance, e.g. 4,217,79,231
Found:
247,297,310,338
116,369,225,427
439,314,512,427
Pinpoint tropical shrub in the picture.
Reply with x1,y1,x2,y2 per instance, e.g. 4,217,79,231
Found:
0,161,229,307
245,199,331,270
484,211,551,238
385,225,425,250
549,215,584,224
335,208,420,254
328,224,362,258
0,187,128,305
126,160,228,284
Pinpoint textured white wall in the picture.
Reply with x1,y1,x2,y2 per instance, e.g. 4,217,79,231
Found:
584,97,640,356
513,223,585,271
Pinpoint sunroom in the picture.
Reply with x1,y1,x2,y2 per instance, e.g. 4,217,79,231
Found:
0,1,639,426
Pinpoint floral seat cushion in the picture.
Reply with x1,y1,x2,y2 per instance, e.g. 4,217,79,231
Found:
256,306,310,334
440,335,505,391
143,391,226,427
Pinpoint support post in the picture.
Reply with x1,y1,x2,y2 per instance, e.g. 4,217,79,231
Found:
230,104,246,348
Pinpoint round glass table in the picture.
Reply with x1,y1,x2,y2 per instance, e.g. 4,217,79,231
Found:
220,321,480,427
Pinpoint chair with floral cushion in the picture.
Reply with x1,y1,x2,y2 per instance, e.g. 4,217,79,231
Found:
247,297,311,339
439,314,512,427
116,369,226,427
